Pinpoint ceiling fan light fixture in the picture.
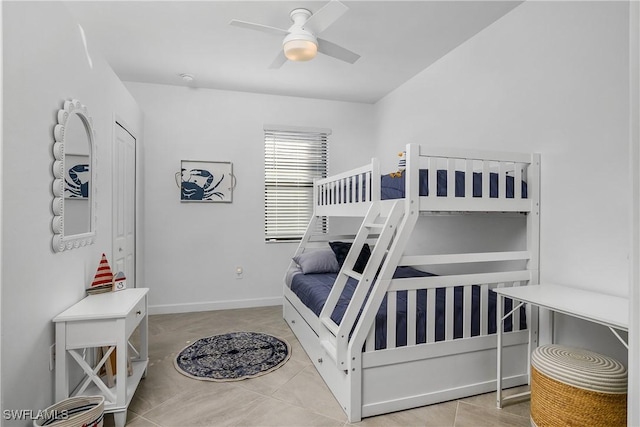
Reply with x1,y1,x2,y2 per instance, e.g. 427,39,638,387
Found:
229,1,359,68
283,32,318,62
284,39,318,61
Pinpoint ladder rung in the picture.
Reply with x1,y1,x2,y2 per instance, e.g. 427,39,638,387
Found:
321,316,339,336
342,269,363,281
364,222,385,230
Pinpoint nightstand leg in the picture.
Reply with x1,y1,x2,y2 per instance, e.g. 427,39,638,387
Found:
55,322,68,400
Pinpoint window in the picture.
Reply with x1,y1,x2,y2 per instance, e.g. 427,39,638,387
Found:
264,126,330,242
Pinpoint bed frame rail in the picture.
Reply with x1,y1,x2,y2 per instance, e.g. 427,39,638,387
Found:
311,144,539,217
410,145,537,212
369,272,530,351
314,159,380,217
348,249,533,355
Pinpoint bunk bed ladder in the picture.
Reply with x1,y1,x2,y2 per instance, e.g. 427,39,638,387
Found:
319,200,405,368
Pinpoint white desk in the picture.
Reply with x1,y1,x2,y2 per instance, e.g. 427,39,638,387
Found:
53,288,149,427
494,284,629,408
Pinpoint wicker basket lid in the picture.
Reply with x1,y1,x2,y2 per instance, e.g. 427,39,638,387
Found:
532,344,627,393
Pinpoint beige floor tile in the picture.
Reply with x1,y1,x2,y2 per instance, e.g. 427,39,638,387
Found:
234,398,345,427
351,400,458,427
284,337,314,366
121,306,535,427
117,416,161,427
127,355,212,415
454,401,530,427
103,410,139,427
271,365,348,422
459,385,531,418
141,383,268,427
234,356,309,397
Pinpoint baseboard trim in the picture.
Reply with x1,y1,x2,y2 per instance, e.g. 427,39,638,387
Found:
149,296,283,315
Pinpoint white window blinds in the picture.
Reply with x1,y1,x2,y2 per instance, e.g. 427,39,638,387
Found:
264,127,329,242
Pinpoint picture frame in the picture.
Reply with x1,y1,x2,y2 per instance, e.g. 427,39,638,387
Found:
64,154,90,199
179,160,234,203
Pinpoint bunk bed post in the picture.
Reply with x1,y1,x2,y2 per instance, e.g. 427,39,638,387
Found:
371,157,381,201
524,154,541,353
497,152,541,408
527,153,541,363
347,354,362,422
405,144,420,204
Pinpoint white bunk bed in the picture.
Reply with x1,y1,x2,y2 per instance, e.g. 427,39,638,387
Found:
283,143,540,422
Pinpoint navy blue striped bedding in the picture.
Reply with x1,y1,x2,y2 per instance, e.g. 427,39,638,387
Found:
380,170,528,200
290,266,525,350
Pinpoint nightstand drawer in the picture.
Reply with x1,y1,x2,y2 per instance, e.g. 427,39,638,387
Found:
66,318,119,348
125,295,146,338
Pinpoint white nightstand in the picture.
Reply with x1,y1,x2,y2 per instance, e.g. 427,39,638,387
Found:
53,288,149,427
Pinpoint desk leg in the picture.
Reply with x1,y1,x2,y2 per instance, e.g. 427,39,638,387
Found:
551,309,555,343
496,294,504,409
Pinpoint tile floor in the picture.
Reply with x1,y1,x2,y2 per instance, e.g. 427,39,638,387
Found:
106,305,531,427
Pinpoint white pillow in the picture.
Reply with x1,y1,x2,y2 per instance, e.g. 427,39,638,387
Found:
292,248,340,274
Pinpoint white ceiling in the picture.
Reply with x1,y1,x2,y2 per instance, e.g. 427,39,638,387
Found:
66,1,522,104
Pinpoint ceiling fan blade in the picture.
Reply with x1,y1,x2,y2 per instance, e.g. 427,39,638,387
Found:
229,19,289,36
269,51,289,69
303,0,348,35
317,38,360,64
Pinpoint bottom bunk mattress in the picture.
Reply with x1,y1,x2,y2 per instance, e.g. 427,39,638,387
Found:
289,266,526,350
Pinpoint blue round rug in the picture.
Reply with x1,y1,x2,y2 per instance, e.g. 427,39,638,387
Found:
174,331,290,381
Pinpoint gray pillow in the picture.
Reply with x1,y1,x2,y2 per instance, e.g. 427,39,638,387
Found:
293,248,340,274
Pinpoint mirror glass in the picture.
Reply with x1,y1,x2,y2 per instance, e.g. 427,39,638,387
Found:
52,99,96,252
64,112,91,235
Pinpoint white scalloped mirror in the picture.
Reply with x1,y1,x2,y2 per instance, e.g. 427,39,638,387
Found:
51,99,96,252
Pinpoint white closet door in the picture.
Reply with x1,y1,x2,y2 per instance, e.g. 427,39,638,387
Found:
113,122,136,287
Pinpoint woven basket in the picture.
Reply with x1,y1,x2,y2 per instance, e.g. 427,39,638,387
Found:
530,344,627,427
33,395,104,427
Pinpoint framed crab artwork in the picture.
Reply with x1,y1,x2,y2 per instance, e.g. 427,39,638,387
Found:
179,160,234,203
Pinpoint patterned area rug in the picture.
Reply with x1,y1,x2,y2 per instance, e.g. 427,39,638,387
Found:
174,331,290,381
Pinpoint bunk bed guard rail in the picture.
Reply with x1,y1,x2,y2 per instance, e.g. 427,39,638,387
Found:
314,145,538,215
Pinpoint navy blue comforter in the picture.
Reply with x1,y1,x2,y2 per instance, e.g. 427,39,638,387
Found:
380,170,528,200
291,266,525,350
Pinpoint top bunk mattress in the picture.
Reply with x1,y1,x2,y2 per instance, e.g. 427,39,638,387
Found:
380,170,528,200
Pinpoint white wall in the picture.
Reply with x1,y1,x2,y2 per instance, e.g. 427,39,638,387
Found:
0,0,4,415
628,2,639,423
2,1,142,419
124,82,374,314
374,1,630,362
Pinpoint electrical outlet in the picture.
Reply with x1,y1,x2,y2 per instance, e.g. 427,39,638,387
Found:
235,266,243,279
49,344,55,371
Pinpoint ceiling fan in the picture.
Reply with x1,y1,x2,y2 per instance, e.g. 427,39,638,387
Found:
229,0,361,68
